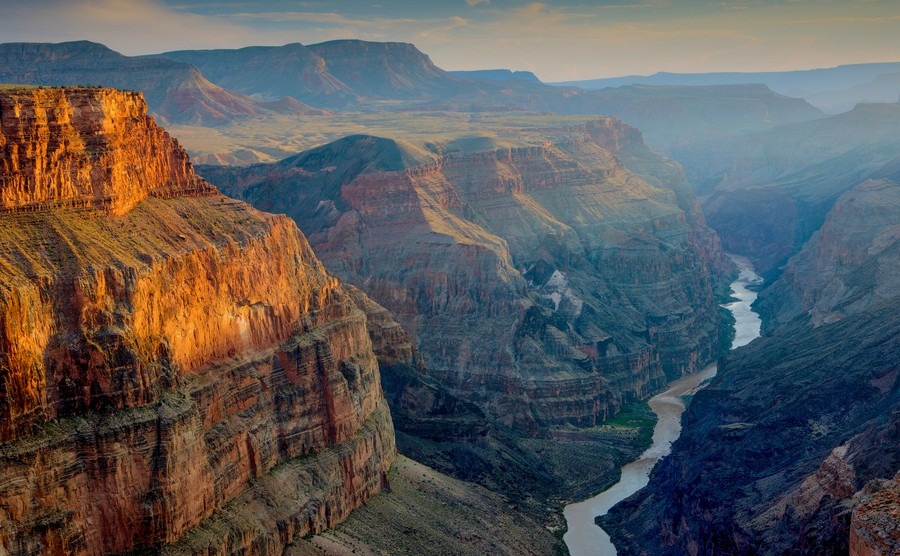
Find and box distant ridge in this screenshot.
[552,61,900,113]
[450,69,542,84]
[159,40,471,107]
[0,41,324,124]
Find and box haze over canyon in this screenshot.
[0,2,898,555]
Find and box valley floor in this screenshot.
[288,456,564,556]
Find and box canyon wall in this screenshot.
[604,297,899,555]
[754,176,900,331]
[0,87,213,214]
[202,118,728,434]
[700,102,900,277]
[603,169,900,555]
[0,87,395,555]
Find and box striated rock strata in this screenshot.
[603,298,900,555]
[0,87,395,555]
[0,87,213,214]
[603,175,900,554]
[201,118,728,433]
[755,176,900,331]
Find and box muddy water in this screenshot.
[563,254,762,556]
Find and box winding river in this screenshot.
[563,254,763,556]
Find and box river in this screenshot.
[562,254,762,556]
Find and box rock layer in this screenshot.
[0,87,395,555]
[603,298,900,555]
[202,119,727,433]
[0,87,212,214]
[755,177,900,331]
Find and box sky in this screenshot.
[1,0,899,82]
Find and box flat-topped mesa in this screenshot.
[0,87,213,214]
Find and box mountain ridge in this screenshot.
[0,41,323,125]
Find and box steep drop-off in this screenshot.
[202,118,728,434]
[701,102,900,275]
[755,176,900,331]
[603,166,900,555]
[0,87,395,555]
[604,298,900,555]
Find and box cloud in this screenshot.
[1,0,899,81]
[0,0,258,54]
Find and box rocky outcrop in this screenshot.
[202,118,728,434]
[850,471,900,556]
[755,177,900,331]
[0,87,395,555]
[603,297,900,555]
[0,87,213,214]
[0,41,323,125]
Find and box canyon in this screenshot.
[0,87,395,554]
[0,34,897,556]
[199,118,730,436]
[603,168,900,554]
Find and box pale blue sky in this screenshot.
[2,0,899,81]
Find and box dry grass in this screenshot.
[288,455,564,556]
[167,111,603,165]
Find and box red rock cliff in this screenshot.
[0,87,214,214]
[204,123,726,433]
[0,87,395,555]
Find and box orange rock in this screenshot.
[0,87,213,215]
[0,87,395,555]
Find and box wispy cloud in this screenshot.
[0,0,258,53]
[1,0,898,81]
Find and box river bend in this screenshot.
[563,254,762,556]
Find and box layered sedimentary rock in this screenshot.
[202,118,728,433]
[604,297,900,555]
[0,87,395,555]
[0,86,212,214]
[604,172,900,554]
[755,176,900,331]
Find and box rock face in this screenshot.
[0,87,395,554]
[603,166,900,554]
[850,471,900,556]
[0,87,212,214]
[755,177,900,331]
[0,41,322,125]
[603,298,900,555]
[201,118,728,434]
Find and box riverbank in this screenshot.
[563,254,763,556]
